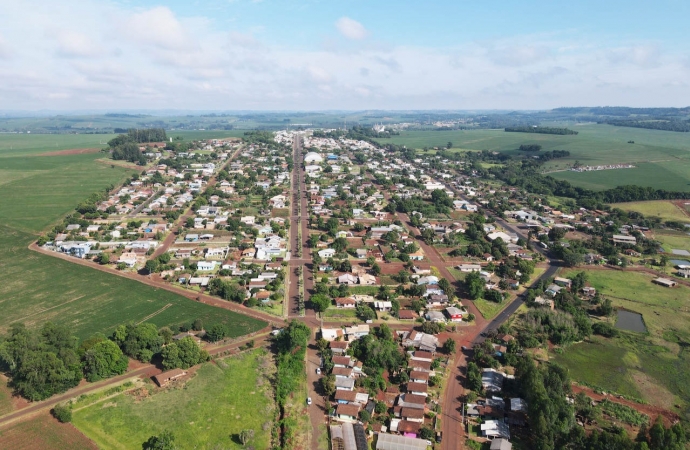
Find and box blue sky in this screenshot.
[0,0,688,110]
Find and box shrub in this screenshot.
[52,404,72,423]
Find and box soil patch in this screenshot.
[38,148,101,157]
[0,414,98,449]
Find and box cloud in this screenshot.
[335,17,368,40]
[0,33,11,59]
[485,44,552,67]
[606,44,661,68]
[122,6,197,51]
[53,30,101,58]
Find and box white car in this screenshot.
[316,368,321,375]
[307,397,312,405]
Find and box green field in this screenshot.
[610,201,690,223]
[73,350,275,450]
[376,125,690,191]
[472,298,506,320]
[654,230,690,252]
[0,134,265,339]
[553,269,690,412]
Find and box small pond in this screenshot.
[615,310,647,333]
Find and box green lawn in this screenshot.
[472,298,506,320]
[0,137,265,339]
[324,307,358,318]
[551,336,642,400]
[654,230,690,252]
[610,201,690,223]
[73,350,275,450]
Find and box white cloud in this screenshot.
[0,2,687,110]
[122,6,197,51]
[0,33,11,59]
[53,30,101,58]
[335,17,369,40]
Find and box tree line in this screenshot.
[601,119,690,133]
[506,126,578,135]
[106,128,167,164]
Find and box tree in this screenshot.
[438,277,453,297]
[465,271,484,300]
[419,426,434,440]
[52,404,72,423]
[443,338,456,354]
[145,259,160,274]
[142,431,177,450]
[99,253,110,264]
[371,262,381,276]
[359,409,371,422]
[311,294,332,313]
[83,339,129,382]
[191,319,204,332]
[239,429,255,446]
[598,298,614,316]
[321,374,336,396]
[356,303,376,321]
[161,336,209,370]
[206,324,227,342]
[563,251,584,267]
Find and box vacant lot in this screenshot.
[0,136,265,339]
[0,414,97,450]
[73,350,275,450]
[610,201,690,223]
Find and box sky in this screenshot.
[1,0,689,111]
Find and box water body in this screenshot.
[615,310,647,333]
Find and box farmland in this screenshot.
[377,124,690,191]
[72,350,275,450]
[0,134,265,339]
[552,269,690,412]
[610,200,690,223]
[0,415,98,450]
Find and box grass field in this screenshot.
[610,201,690,223]
[376,125,690,191]
[553,269,690,412]
[0,134,265,339]
[654,230,690,252]
[473,298,506,319]
[73,350,275,450]
[0,415,98,449]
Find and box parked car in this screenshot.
[307,397,312,405]
[316,368,321,375]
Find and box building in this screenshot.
[336,403,360,421]
[304,152,324,163]
[445,306,464,321]
[612,234,637,245]
[457,264,481,272]
[481,420,511,439]
[375,433,428,450]
[490,438,513,450]
[653,277,677,288]
[152,368,187,387]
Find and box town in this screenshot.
[10,124,685,450]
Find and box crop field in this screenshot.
[0,134,265,339]
[378,124,690,191]
[72,350,275,450]
[553,269,690,411]
[0,414,98,450]
[610,201,690,223]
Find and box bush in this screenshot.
[52,404,72,423]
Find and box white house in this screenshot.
[318,248,336,258]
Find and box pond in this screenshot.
[615,310,647,333]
